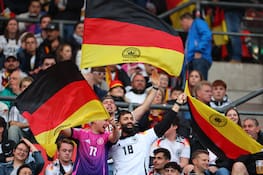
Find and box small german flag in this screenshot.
[81,0,184,77]
[15,61,110,157]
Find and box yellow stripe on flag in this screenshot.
[81,44,184,77]
[185,81,263,156]
[35,100,109,157]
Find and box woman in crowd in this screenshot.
[0,18,21,68]
[56,43,73,63]
[188,70,203,96]
[225,107,242,126]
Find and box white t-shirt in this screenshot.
[125,91,147,104]
[150,136,190,163]
[110,128,158,175]
[0,36,20,57]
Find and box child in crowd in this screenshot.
[61,117,119,175]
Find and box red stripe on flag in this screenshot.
[188,98,250,159]
[23,80,97,135]
[83,18,184,53]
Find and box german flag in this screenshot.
[185,81,263,159]
[81,0,184,77]
[15,61,110,157]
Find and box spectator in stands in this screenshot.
[166,86,183,105]
[31,54,56,79]
[232,117,263,175]
[0,55,20,92]
[188,70,203,96]
[104,69,160,121]
[0,69,27,108]
[56,43,73,63]
[0,138,44,175]
[108,80,126,102]
[8,76,36,144]
[194,81,213,106]
[82,70,108,100]
[16,164,33,175]
[16,0,42,34]
[35,14,52,46]
[90,66,109,91]
[225,107,241,126]
[45,138,74,175]
[38,23,62,60]
[149,148,171,175]
[125,72,148,104]
[121,63,147,79]
[163,162,182,175]
[17,33,41,75]
[137,88,166,131]
[180,12,212,80]
[0,116,16,163]
[158,71,171,102]
[105,64,131,89]
[242,117,263,144]
[48,0,84,38]
[144,63,158,88]
[110,93,187,175]
[183,149,210,175]
[210,79,231,108]
[61,117,119,174]
[67,21,83,64]
[219,0,245,63]
[150,117,190,168]
[190,81,212,154]
[102,95,119,121]
[0,18,21,68]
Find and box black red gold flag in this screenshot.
[185,81,263,160]
[81,0,184,76]
[16,61,109,157]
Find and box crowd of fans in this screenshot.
[0,0,262,175]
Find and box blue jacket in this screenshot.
[185,18,212,64]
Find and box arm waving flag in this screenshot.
[15,61,110,157]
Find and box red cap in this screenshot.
[109,80,124,90]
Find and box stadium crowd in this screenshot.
[0,0,262,175]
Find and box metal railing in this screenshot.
[2,88,262,116]
[158,0,263,38]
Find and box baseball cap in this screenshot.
[109,80,125,92]
[45,23,59,31]
[5,55,18,62]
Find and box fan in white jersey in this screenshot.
[150,116,190,168]
[110,93,187,175]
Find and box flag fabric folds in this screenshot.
[185,81,263,160]
[81,0,184,77]
[15,61,110,157]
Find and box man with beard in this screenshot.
[109,93,186,175]
[125,72,148,104]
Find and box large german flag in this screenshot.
[15,61,109,157]
[185,81,263,159]
[81,0,184,77]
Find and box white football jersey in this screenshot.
[150,136,190,163]
[110,128,157,175]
